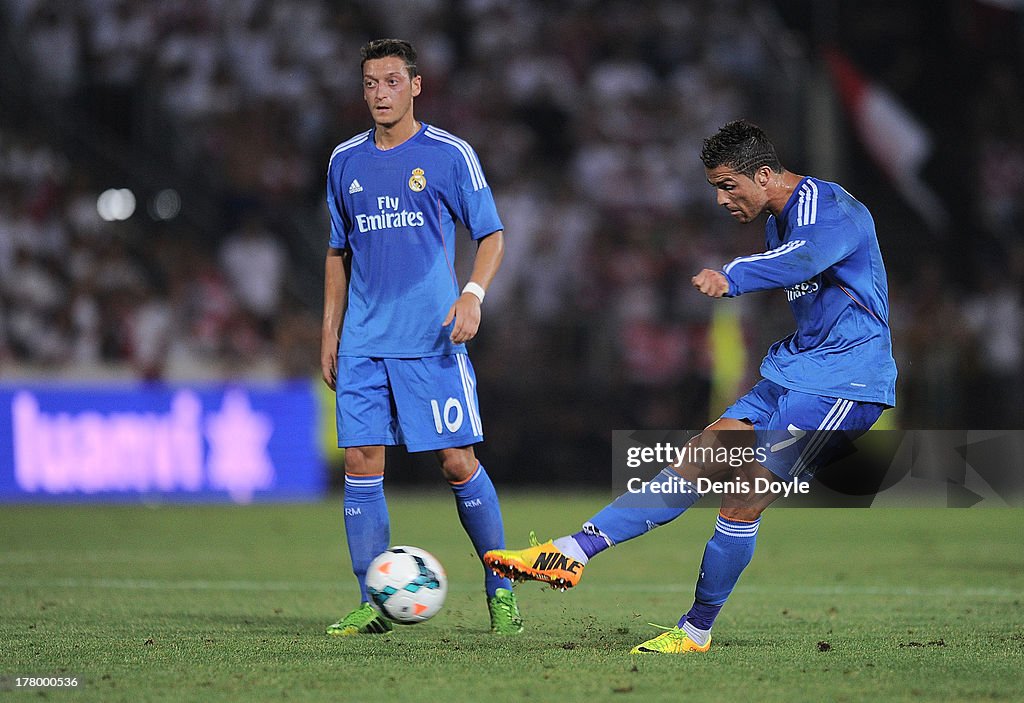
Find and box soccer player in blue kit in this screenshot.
[486,120,897,653]
[322,39,522,636]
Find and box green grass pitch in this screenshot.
[1,491,1022,702]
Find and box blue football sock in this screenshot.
[566,526,611,560]
[449,464,512,597]
[586,467,703,547]
[343,473,390,603]
[678,514,760,633]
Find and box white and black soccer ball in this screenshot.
[365,546,448,624]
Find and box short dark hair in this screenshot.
[360,38,418,78]
[700,120,782,177]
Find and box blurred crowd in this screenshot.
[0,0,1021,476]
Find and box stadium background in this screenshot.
[0,0,1021,492]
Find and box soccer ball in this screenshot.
[365,546,448,624]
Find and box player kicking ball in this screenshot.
[486,120,896,653]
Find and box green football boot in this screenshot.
[488,587,523,635]
[326,602,394,636]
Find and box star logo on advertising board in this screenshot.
[205,389,274,503]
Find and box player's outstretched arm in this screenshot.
[445,230,504,344]
[321,247,350,390]
[692,268,730,298]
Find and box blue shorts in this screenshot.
[722,379,884,482]
[336,354,484,452]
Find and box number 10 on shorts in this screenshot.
[430,398,465,434]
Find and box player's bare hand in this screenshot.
[320,333,339,390]
[443,293,482,344]
[692,269,730,298]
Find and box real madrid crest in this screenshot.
[408,167,426,192]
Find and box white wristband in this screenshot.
[462,281,486,303]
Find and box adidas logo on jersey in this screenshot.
[348,179,363,194]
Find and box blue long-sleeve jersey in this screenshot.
[722,177,897,406]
